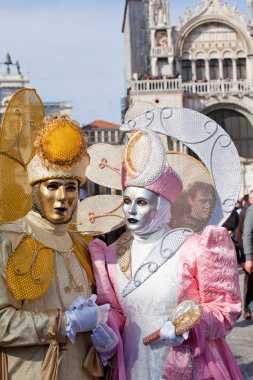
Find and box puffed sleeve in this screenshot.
[177,226,241,355]
[0,232,66,347]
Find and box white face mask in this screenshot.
[123,187,160,234]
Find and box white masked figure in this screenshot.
[0,89,118,380]
[87,108,243,380]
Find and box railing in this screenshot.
[129,79,253,95]
[183,80,253,94]
[151,46,171,57]
[130,78,182,92]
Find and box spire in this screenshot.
[4,53,12,74]
[247,0,253,25]
[166,0,170,26]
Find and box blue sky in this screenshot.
[0,0,248,124]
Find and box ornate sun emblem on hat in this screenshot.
[35,114,87,171]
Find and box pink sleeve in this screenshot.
[89,239,126,380]
[177,226,242,355]
[89,239,125,331]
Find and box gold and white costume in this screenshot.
[0,212,101,380]
[0,89,103,380]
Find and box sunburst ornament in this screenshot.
[35,114,86,171]
[27,113,89,185]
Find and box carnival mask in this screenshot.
[35,178,79,224]
[123,187,159,234]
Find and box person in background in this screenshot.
[240,192,253,319]
[182,182,214,231]
[235,200,242,215]
[222,207,240,265]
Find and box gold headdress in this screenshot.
[0,88,89,224]
[27,114,89,185]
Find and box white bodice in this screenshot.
[116,240,180,380]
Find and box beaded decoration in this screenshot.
[35,114,87,171]
[6,235,54,301]
[116,231,133,280]
[6,233,95,301]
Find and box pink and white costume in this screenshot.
[90,225,242,380]
[84,111,243,380]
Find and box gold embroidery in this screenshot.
[116,231,133,280]
[173,301,202,336]
[58,246,84,293]
[7,235,54,301]
[6,233,95,301]
[174,308,201,336]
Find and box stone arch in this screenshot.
[223,50,233,59]
[175,16,253,58]
[236,50,246,58]
[209,51,219,59]
[182,52,190,59]
[195,51,205,59]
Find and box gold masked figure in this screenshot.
[0,89,105,380]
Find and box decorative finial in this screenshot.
[4,53,12,74]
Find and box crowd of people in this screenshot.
[224,192,253,320]
[132,72,180,81]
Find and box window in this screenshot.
[104,131,109,143]
[209,59,219,80]
[89,131,96,144]
[182,60,192,82]
[196,59,205,81]
[237,58,246,80]
[97,131,102,142]
[111,131,115,143]
[223,58,232,79]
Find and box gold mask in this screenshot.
[39,178,79,224]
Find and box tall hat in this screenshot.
[122,130,182,204]
[0,88,89,224]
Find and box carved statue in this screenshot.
[151,0,167,25]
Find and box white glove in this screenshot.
[91,324,119,366]
[65,295,110,343]
[160,321,189,347]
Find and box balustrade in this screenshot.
[129,79,253,95]
[151,46,170,57]
[131,78,182,92]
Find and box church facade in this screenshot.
[122,0,253,194]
